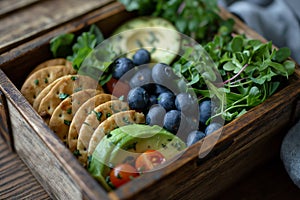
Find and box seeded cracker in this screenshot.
[37,75,102,124]
[29,58,72,75]
[21,64,76,105]
[49,89,103,145]
[77,100,129,166]
[68,94,118,153]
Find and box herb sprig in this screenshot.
[50,25,117,85]
[50,24,104,70]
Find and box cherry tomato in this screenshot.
[106,78,130,98]
[135,150,166,173]
[109,163,139,188]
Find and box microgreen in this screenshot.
[173,34,295,122]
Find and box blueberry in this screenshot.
[127,87,149,111]
[152,63,179,93]
[146,105,166,127]
[163,110,181,134]
[158,92,175,111]
[186,130,206,146]
[149,95,158,106]
[205,122,222,135]
[199,100,213,125]
[112,57,135,79]
[129,67,153,89]
[175,92,198,115]
[142,83,156,95]
[154,84,172,95]
[133,48,151,66]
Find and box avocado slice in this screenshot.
[88,129,128,191]
[112,16,181,65]
[109,124,186,165]
[89,124,186,190]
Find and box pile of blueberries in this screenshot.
[109,48,223,146]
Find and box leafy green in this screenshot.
[67,25,104,70]
[173,34,296,122]
[49,24,115,85]
[50,24,104,70]
[118,0,157,15]
[50,33,74,58]
[118,0,234,44]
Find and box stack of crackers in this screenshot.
[21,58,145,167]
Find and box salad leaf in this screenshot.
[50,24,104,71]
[50,33,74,58]
[67,25,104,70]
[273,47,291,63]
[174,34,295,122]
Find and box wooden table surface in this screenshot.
[0,136,50,199]
[1,134,300,200]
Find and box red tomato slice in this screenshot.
[106,78,130,98]
[135,150,166,173]
[109,163,139,188]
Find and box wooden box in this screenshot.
[1,2,300,200]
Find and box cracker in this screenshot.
[29,58,73,75]
[77,100,129,165]
[87,110,145,165]
[37,75,102,124]
[68,94,118,153]
[49,89,102,145]
[21,65,77,105]
[32,78,61,111]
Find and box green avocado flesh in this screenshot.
[112,16,181,65]
[88,124,186,190]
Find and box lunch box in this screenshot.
[1,1,300,199]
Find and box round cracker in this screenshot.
[32,78,61,111]
[29,58,73,75]
[21,65,77,105]
[49,89,103,145]
[38,75,102,124]
[68,94,118,153]
[77,100,129,165]
[87,110,145,166]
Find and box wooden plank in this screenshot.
[219,158,300,199]
[0,90,13,151]
[109,80,300,200]
[0,69,109,200]
[0,0,113,54]
[0,136,50,199]
[0,0,40,16]
[0,2,131,89]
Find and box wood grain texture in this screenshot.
[0,3,300,200]
[109,80,300,200]
[0,0,40,16]
[0,136,50,199]
[0,0,113,54]
[0,69,109,200]
[0,2,132,89]
[0,90,13,151]
[220,158,300,199]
